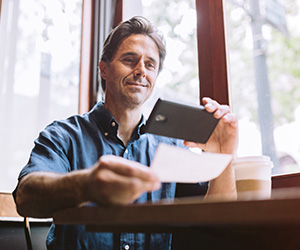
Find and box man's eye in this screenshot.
[146,63,155,69]
[123,58,134,63]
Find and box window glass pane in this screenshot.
[140,0,199,115]
[225,0,300,175]
[0,0,82,192]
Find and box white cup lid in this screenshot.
[232,155,270,164]
[232,156,273,180]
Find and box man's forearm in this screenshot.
[15,170,89,218]
[205,164,237,200]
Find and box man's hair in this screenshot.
[100,16,166,91]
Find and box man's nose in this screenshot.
[133,60,146,78]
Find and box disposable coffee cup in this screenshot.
[232,156,273,200]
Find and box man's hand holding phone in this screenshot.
[184,97,238,155]
[142,98,220,144]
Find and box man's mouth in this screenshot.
[126,81,148,87]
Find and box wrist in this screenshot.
[65,169,91,205]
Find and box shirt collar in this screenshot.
[90,102,146,138]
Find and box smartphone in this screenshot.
[141,98,219,143]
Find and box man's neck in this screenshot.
[104,101,142,146]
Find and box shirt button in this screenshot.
[104,132,108,136]
[124,245,130,250]
[125,149,128,154]
[111,121,116,127]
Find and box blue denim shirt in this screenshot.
[15,102,208,250]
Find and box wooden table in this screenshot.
[53,188,300,249]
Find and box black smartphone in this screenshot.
[141,98,219,143]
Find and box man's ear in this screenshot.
[99,60,108,80]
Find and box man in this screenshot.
[14,16,238,249]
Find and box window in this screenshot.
[134,0,199,116]
[224,0,300,175]
[0,0,82,192]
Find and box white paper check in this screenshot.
[151,143,233,183]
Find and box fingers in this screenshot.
[202,97,231,119]
[222,112,238,128]
[203,96,238,132]
[98,155,160,183]
[184,141,204,149]
[94,168,160,204]
[184,97,239,154]
[88,155,161,205]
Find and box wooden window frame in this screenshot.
[78,0,123,114]
[78,0,97,114]
[0,0,2,19]
[195,0,230,106]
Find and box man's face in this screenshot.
[100,34,160,109]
